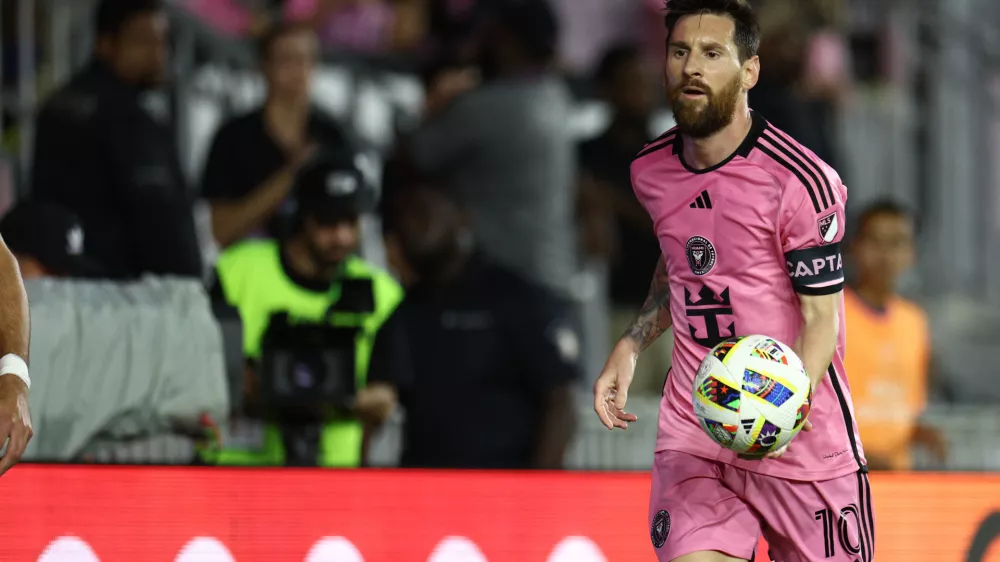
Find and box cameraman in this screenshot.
[206,152,403,467]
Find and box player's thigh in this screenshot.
[649,451,760,562]
[749,469,876,562]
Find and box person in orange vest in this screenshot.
[844,200,947,470]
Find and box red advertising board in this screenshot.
[1,465,999,562]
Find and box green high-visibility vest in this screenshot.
[204,239,402,467]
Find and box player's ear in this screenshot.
[742,55,760,90]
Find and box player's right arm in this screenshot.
[622,255,673,352]
[593,256,671,430]
[0,235,32,475]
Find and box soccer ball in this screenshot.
[692,335,812,457]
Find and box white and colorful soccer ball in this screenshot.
[692,334,812,457]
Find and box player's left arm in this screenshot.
[0,235,32,475]
[797,293,840,391]
[779,172,847,391]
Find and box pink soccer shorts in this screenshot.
[648,451,875,561]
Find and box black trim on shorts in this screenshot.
[828,364,865,471]
[854,470,876,562]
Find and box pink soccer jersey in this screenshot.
[631,111,865,482]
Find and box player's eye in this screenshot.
[672,48,688,58]
[706,51,721,59]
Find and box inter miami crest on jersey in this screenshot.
[651,510,670,548]
[686,236,717,276]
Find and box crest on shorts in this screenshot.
[818,212,839,244]
[651,510,670,548]
[685,236,717,276]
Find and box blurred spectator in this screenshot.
[748,21,838,167]
[548,0,646,75]
[844,200,947,470]
[183,0,273,38]
[207,153,402,467]
[200,23,352,247]
[578,44,668,395]
[284,0,426,54]
[0,201,102,279]
[31,0,203,279]
[424,0,488,60]
[393,0,579,298]
[372,185,578,469]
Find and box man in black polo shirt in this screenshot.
[371,185,579,469]
[31,0,202,279]
[200,22,353,247]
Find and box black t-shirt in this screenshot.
[32,62,202,279]
[579,130,661,307]
[368,256,580,469]
[200,107,353,238]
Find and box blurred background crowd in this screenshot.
[0,0,999,473]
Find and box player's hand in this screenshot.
[0,375,32,476]
[353,382,398,426]
[765,418,813,459]
[593,343,640,430]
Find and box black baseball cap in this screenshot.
[0,201,103,277]
[293,151,374,225]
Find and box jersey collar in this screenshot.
[675,110,767,174]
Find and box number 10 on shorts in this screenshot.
[814,504,864,558]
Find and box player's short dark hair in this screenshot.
[851,199,918,241]
[663,0,760,63]
[95,0,163,37]
[595,44,641,88]
[257,21,315,62]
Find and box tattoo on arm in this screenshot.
[622,257,671,353]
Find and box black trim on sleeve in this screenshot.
[634,134,676,160]
[757,142,822,214]
[795,282,844,296]
[766,125,837,207]
[761,130,830,210]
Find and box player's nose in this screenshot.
[682,59,705,79]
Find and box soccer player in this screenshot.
[592,1,873,561]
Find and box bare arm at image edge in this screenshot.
[0,236,33,475]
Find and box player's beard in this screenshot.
[669,73,743,139]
